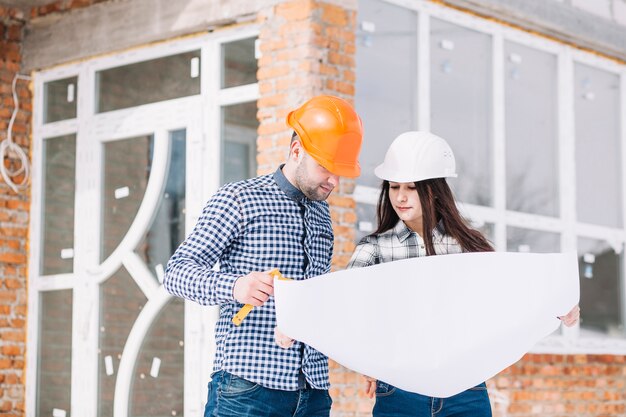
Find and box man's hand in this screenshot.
[363,375,376,399]
[274,327,295,349]
[559,304,580,327]
[233,271,274,306]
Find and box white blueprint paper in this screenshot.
[274,252,579,398]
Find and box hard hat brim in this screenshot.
[374,163,457,183]
[312,153,361,178]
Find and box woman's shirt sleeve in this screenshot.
[347,236,380,269]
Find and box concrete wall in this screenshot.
[441,0,626,61]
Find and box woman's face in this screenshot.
[388,182,423,229]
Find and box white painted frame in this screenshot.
[27,25,260,417]
[356,0,626,353]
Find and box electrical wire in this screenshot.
[0,73,31,193]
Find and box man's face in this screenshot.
[294,151,339,201]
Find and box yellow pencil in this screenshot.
[232,269,286,326]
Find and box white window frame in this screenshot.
[27,25,259,417]
[357,0,626,353]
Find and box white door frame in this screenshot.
[27,25,259,417]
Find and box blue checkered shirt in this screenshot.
[348,221,461,268]
[164,166,333,390]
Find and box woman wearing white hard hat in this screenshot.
[347,131,580,417]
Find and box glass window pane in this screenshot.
[221,38,258,88]
[101,135,153,262]
[222,102,258,184]
[578,238,624,335]
[44,77,77,123]
[355,0,418,188]
[42,134,76,275]
[137,130,186,276]
[506,227,560,253]
[37,290,72,417]
[98,268,147,417]
[505,42,558,217]
[96,51,201,113]
[130,298,184,417]
[431,18,492,206]
[575,64,622,227]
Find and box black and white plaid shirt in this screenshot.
[348,221,461,268]
[164,166,333,391]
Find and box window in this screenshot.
[505,42,558,217]
[574,63,622,228]
[221,37,258,88]
[355,0,418,190]
[356,0,626,348]
[578,238,623,335]
[41,134,76,275]
[221,102,258,184]
[96,50,201,113]
[37,290,72,417]
[43,77,77,123]
[430,18,492,206]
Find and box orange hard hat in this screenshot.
[287,95,363,177]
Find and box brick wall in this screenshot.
[255,2,367,414]
[0,5,29,417]
[256,0,358,269]
[490,354,626,417]
[323,354,626,417]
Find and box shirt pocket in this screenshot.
[307,230,333,273]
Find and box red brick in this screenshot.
[276,0,314,21]
[321,4,348,26]
[0,253,25,264]
[0,227,26,237]
[6,25,21,42]
[1,330,25,342]
[9,318,24,328]
[3,278,21,289]
[4,373,18,384]
[257,65,291,80]
[0,290,16,303]
[1,345,21,356]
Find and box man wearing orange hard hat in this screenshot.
[164,95,363,416]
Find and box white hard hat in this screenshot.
[374,131,458,183]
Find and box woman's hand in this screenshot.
[558,305,580,327]
[363,375,377,399]
[274,327,295,349]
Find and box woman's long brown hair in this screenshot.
[374,178,493,255]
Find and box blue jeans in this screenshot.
[373,381,492,417]
[204,371,332,417]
